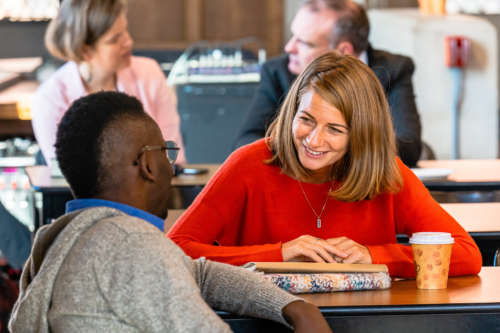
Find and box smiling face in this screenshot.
[284,6,337,75]
[84,11,133,76]
[292,89,349,181]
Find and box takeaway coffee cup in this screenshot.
[409,232,454,289]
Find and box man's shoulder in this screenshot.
[95,213,161,236]
[263,54,290,71]
[369,47,414,71]
[90,213,183,257]
[62,207,161,240]
[259,54,295,93]
[65,207,179,252]
[368,47,415,88]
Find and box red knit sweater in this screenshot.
[168,140,482,277]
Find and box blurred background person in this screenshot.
[235,0,422,166]
[31,0,185,165]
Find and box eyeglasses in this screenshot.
[135,140,180,165]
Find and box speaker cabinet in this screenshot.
[177,82,257,163]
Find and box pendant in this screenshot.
[317,218,321,228]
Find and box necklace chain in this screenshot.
[297,180,332,228]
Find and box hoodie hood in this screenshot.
[8,207,123,333]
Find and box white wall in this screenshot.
[369,9,499,159]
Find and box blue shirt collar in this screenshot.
[65,198,165,231]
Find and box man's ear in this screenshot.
[137,152,156,182]
[335,41,355,56]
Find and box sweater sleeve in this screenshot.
[167,147,283,265]
[96,232,297,331]
[96,232,232,333]
[192,257,300,327]
[366,160,482,278]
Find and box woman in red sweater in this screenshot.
[168,52,481,278]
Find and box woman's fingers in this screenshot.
[282,235,348,262]
[282,238,329,262]
[325,236,348,246]
[315,239,348,260]
[304,242,336,262]
[333,255,344,263]
[326,236,372,264]
[299,247,328,263]
[342,250,362,264]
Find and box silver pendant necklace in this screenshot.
[297,180,333,228]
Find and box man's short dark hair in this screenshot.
[55,91,147,198]
[304,0,370,54]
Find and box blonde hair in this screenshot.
[45,0,125,62]
[266,51,402,201]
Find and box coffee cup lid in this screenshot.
[409,232,454,245]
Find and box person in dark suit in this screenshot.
[235,0,422,166]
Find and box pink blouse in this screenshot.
[31,56,186,164]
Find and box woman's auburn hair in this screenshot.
[45,0,125,62]
[265,51,402,202]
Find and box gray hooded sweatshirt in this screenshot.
[9,207,299,332]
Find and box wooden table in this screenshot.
[442,203,500,238]
[163,208,500,331]
[220,267,500,332]
[442,203,500,266]
[417,159,500,192]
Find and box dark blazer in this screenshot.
[235,47,422,167]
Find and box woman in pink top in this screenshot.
[32,0,185,164]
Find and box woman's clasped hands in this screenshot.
[281,235,372,264]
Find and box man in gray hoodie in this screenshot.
[9,92,332,332]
